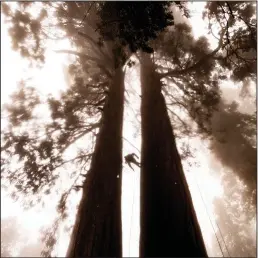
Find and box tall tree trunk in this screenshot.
[139,52,207,257]
[66,67,124,257]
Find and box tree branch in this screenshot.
[79,3,94,26]
[54,50,112,77]
[60,122,99,154]
[77,31,114,66]
[55,153,93,172]
[166,106,190,134]
[160,26,228,79]
[54,49,100,63]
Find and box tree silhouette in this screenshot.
[206,99,256,257]
[2,2,126,256]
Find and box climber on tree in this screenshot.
[124,153,140,171]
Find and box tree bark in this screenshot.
[139,52,207,257]
[66,67,124,257]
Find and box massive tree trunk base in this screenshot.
[66,68,124,257]
[140,52,207,257]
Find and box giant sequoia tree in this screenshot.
[139,53,208,257]
[142,3,256,255]
[1,2,127,256]
[151,3,256,256]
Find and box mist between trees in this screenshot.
[1,2,256,257]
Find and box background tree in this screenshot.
[191,7,256,255]
[210,101,256,199]
[1,217,22,257]
[207,98,256,257]
[1,216,45,257]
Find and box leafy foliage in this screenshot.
[1,72,103,200]
[210,100,256,200]
[1,66,105,255]
[212,189,256,257]
[40,217,60,257]
[2,2,47,62]
[203,2,256,81]
[154,1,256,135]
[1,1,124,202]
[156,23,221,134]
[1,65,105,194]
[97,2,175,53]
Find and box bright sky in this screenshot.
[1,3,256,257]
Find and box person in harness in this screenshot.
[124,153,141,171]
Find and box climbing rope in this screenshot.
[192,173,231,257]
[122,136,141,154]
[128,169,137,257]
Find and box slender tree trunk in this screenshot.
[66,67,124,257]
[139,52,207,257]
